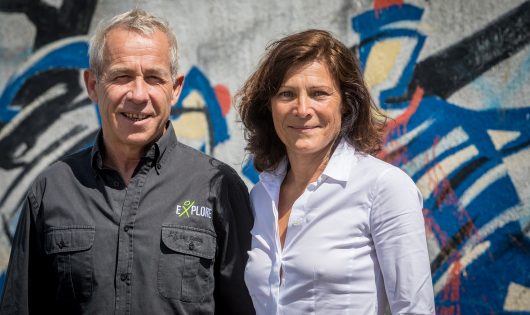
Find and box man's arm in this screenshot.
[0,190,48,315]
[213,165,255,315]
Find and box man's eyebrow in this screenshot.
[144,67,171,76]
[106,67,133,76]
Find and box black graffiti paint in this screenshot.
[430,218,476,273]
[0,0,97,49]
[0,0,99,243]
[387,0,530,103]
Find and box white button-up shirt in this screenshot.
[244,139,435,315]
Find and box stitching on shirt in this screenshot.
[368,166,396,227]
[44,226,95,232]
[28,189,40,212]
[161,224,216,237]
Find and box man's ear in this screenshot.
[171,75,185,105]
[84,70,99,103]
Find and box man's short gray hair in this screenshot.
[88,9,179,82]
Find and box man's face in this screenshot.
[84,27,183,152]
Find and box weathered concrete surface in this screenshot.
[0,0,529,313]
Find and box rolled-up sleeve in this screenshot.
[370,167,435,315]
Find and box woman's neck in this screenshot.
[284,145,335,189]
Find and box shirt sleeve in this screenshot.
[213,166,256,315]
[0,189,49,315]
[370,167,435,315]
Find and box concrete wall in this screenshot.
[0,0,529,313]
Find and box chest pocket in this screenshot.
[44,226,95,301]
[158,225,216,302]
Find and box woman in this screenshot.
[237,30,435,314]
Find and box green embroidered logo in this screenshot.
[176,200,212,219]
[179,200,194,217]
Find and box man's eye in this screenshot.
[113,75,131,82]
[146,76,164,84]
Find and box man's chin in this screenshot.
[125,131,165,147]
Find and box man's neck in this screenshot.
[102,141,146,185]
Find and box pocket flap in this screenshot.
[161,225,216,259]
[45,226,95,254]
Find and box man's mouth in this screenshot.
[122,112,149,121]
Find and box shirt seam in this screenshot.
[368,166,396,228]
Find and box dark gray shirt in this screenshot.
[0,123,255,315]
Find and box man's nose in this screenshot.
[128,77,149,103]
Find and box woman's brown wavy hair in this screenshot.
[236,29,386,172]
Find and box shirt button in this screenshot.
[156,163,162,170]
[58,240,66,249]
[120,273,128,281]
[124,225,130,232]
[188,242,195,250]
[112,181,120,188]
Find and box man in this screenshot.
[0,9,255,315]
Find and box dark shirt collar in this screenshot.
[91,121,177,172]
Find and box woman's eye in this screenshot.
[278,91,294,98]
[313,90,328,97]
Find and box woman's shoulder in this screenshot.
[249,180,269,200]
[356,153,417,190]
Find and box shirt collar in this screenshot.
[90,120,177,172]
[320,138,357,183]
[258,158,288,202]
[258,137,357,192]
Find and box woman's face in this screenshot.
[271,60,342,160]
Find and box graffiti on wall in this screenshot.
[0,0,529,313]
[355,0,530,313]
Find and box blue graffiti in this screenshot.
[171,66,229,148]
[0,38,89,122]
[353,3,530,313]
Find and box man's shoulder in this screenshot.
[37,147,93,182]
[27,147,93,202]
[172,142,240,178]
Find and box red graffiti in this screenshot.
[374,0,404,17]
[214,84,231,117]
[439,256,462,315]
[379,86,424,163]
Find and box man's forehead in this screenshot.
[103,26,169,52]
[100,28,172,72]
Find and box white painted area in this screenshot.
[433,241,490,295]
[502,147,530,237]
[504,282,530,311]
[384,119,433,155]
[415,145,478,199]
[402,126,469,177]
[487,129,521,151]
[458,163,507,210]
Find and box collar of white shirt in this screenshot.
[259,138,359,190]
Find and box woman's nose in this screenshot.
[293,95,310,117]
